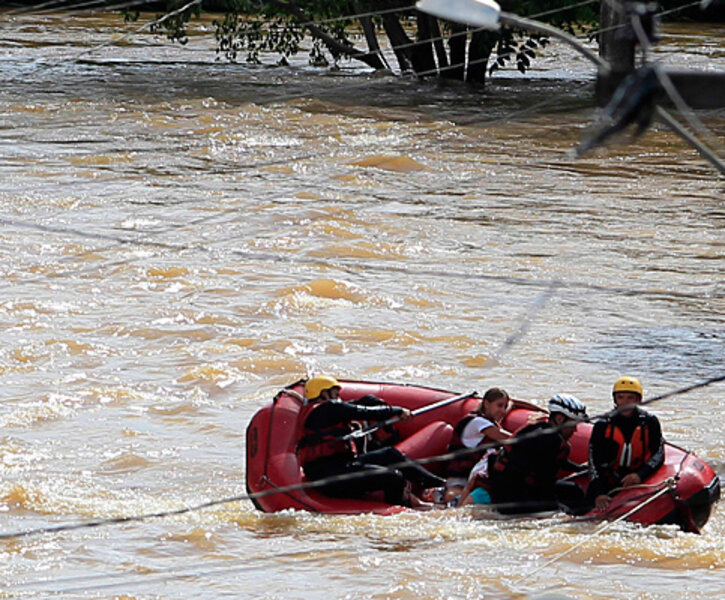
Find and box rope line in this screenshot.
[7,0,715,179]
[0,373,722,542]
[1,0,601,88]
[487,280,560,366]
[512,479,676,584]
[1,0,204,82]
[6,546,362,594]
[6,0,718,177]
[2,0,711,103]
[5,0,695,63]
[5,0,154,17]
[2,215,721,305]
[2,214,722,306]
[586,0,703,39]
[625,10,725,172]
[3,0,701,73]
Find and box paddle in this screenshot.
[339,390,479,442]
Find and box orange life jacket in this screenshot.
[296,402,356,466]
[605,422,651,473]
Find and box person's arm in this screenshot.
[458,475,479,506]
[306,400,404,429]
[562,456,586,473]
[588,421,610,503]
[480,425,511,443]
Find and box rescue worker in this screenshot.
[588,376,664,511]
[297,375,444,507]
[487,394,589,514]
[351,394,401,453]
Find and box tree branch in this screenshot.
[268,0,385,69]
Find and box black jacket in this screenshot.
[588,406,664,498]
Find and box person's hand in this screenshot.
[621,473,642,487]
[399,408,413,421]
[595,494,610,511]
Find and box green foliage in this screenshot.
[489,30,551,76]
[121,8,140,23]
[211,1,357,65]
[487,1,599,75]
[145,0,203,45]
[123,1,601,76]
[214,12,304,63]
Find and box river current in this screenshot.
[1,8,724,599]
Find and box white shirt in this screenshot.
[460,415,495,448]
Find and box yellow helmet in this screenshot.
[612,376,643,398]
[305,375,340,401]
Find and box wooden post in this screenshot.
[596,0,635,105]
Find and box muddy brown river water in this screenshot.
[1,8,724,599]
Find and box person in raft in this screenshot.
[587,376,664,511]
[296,375,445,508]
[485,394,589,514]
[441,387,512,506]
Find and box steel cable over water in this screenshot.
[5,0,719,173]
[5,0,155,17]
[6,546,374,594]
[4,0,698,68]
[1,3,720,596]
[0,372,722,542]
[3,0,714,126]
[3,0,703,81]
[1,215,721,307]
[511,480,678,585]
[2,279,559,538]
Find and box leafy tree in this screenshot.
[131,0,599,86]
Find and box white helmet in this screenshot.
[548,394,588,421]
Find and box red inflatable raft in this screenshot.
[246,379,720,532]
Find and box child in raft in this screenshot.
[425,387,512,506]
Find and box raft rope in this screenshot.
[512,478,677,585]
[669,450,701,534]
[512,450,692,583]
[0,373,722,542]
[259,475,320,513]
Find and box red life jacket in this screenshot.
[605,422,651,473]
[296,402,356,465]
